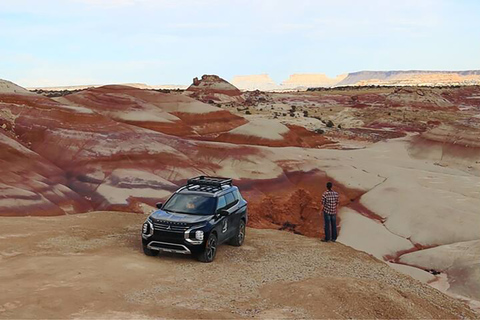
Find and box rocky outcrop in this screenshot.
[185,74,243,104]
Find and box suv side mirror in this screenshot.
[156,202,163,209]
[218,209,229,217]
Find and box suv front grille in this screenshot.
[152,220,189,233]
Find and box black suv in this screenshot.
[141,176,248,262]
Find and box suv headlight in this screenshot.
[195,230,204,241]
[142,220,154,237]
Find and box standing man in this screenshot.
[321,181,339,242]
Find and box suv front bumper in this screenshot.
[142,221,207,255]
[142,237,206,255]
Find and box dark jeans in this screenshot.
[323,213,337,241]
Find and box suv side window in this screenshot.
[225,192,235,205]
[216,196,226,211]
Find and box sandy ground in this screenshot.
[0,211,476,319]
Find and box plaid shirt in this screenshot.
[322,190,339,215]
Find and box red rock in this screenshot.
[0,129,91,216]
[61,85,246,137]
[241,169,364,237]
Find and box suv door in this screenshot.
[224,191,242,240]
[215,195,229,243]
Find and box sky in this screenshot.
[1,0,479,87]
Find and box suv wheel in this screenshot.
[143,244,159,256]
[198,233,217,263]
[229,220,245,246]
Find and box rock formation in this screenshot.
[185,74,243,104]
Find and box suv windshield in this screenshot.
[163,193,216,215]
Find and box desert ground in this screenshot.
[0,211,476,319]
[1,75,480,317]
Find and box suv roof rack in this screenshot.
[187,176,232,188]
[184,176,233,194]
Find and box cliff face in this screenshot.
[337,70,480,86]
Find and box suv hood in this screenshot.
[150,210,212,224]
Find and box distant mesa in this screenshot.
[232,70,480,91]
[337,70,480,86]
[231,73,347,91]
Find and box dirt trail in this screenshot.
[0,211,476,319]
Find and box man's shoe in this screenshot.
[332,239,336,242]
[321,239,330,242]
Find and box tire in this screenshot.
[197,233,218,263]
[229,220,246,246]
[143,244,159,256]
